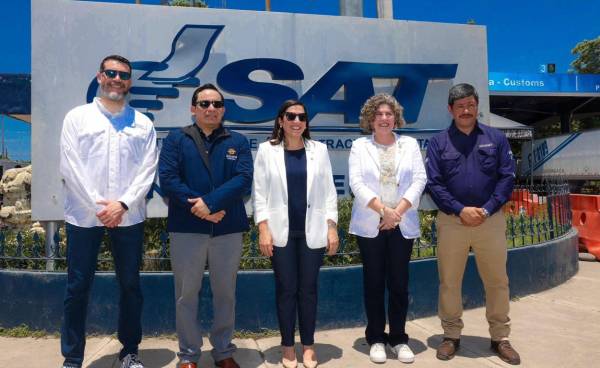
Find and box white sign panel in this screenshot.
[32,0,489,220]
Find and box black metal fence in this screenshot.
[0,182,572,271]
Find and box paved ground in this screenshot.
[2,260,599,368]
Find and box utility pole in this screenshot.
[265,0,271,11]
[340,0,363,17]
[376,0,393,19]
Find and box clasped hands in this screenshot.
[188,197,226,223]
[96,199,125,228]
[459,206,487,227]
[379,206,402,230]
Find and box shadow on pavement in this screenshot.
[261,343,343,365]
[352,336,427,357]
[426,334,497,359]
[87,348,175,368]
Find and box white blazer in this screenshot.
[348,134,426,239]
[253,139,338,248]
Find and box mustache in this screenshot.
[107,81,126,88]
[459,114,473,118]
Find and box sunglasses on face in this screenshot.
[284,112,307,122]
[196,100,225,109]
[102,69,132,81]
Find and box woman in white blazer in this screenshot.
[348,94,426,364]
[253,100,339,368]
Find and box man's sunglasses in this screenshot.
[102,69,132,81]
[284,112,307,122]
[196,100,225,109]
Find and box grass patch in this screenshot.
[0,324,56,338]
[233,329,280,339]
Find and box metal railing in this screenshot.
[0,182,572,271]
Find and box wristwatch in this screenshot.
[379,206,385,217]
[481,208,490,218]
[119,201,129,211]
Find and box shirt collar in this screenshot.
[449,120,483,137]
[95,97,135,131]
[197,124,225,141]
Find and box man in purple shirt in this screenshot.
[426,83,520,365]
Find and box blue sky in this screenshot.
[2,0,599,74]
[1,0,598,162]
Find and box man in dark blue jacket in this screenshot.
[158,83,252,368]
[426,83,520,365]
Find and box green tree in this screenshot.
[169,0,208,7]
[570,36,600,74]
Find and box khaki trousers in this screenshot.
[436,211,511,340]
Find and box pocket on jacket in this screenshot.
[268,207,288,245]
[477,147,497,173]
[306,208,328,248]
[441,151,461,177]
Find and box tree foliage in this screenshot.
[570,36,600,74]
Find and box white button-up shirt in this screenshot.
[59,98,158,227]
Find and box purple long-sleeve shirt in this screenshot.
[425,121,515,216]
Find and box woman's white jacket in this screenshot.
[348,134,426,239]
[252,139,338,248]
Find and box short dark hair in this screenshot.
[269,100,311,145]
[448,83,479,106]
[191,83,225,106]
[99,55,132,73]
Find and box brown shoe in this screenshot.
[436,338,460,360]
[215,357,240,368]
[179,363,197,368]
[491,340,521,365]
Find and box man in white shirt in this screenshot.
[59,55,158,368]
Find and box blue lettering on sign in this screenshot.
[333,174,346,195]
[86,24,458,125]
[528,140,548,168]
[220,61,457,124]
[217,58,304,122]
[300,62,457,124]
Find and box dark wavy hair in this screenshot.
[269,100,311,145]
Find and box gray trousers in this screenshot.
[170,232,243,363]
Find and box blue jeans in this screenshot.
[271,231,325,346]
[61,222,144,367]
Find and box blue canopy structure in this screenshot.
[0,74,31,123]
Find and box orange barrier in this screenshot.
[503,189,545,217]
[571,194,600,260]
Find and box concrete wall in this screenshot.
[0,229,579,333]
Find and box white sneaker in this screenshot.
[369,343,387,363]
[392,343,415,363]
[120,354,145,368]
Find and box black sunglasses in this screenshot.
[102,69,132,81]
[284,112,307,122]
[196,100,225,109]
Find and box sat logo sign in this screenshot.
[86,24,458,127]
[32,1,489,220]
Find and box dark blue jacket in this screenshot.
[425,121,515,216]
[158,124,253,235]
